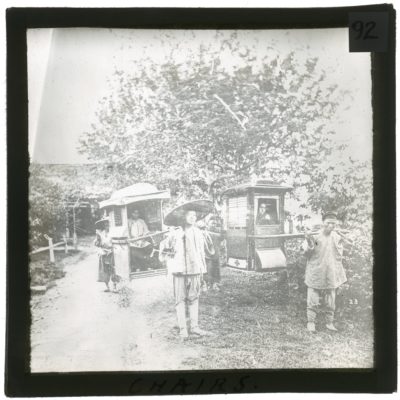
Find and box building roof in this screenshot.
[222,180,293,197]
[99,183,170,209]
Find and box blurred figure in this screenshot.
[204,214,222,291]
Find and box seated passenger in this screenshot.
[256,203,278,225]
[128,209,152,270]
[128,209,150,247]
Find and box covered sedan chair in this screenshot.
[221,179,298,272]
[99,183,170,279]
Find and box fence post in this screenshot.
[44,234,55,263]
[63,235,68,254]
[73,232,78,251]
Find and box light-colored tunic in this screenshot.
[128,218,150,248]
[128,218,149,237]
[160,226,214,275]
[304,230,347,289]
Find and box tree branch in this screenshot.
[214,94,247,130]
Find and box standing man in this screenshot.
[160,201,215,339]
[303,211,347,332]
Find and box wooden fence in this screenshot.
[29,234,78,262]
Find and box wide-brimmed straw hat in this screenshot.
[164,199,215,226]
[322,211,338,221]
[95,217,110,227]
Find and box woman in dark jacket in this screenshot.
[94,218,120,292]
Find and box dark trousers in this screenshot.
[130,245,152,270]
[205,258,221,285]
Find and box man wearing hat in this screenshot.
[160,200,215,339]
[303,211,347,332]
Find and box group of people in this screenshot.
[94,202,222,339]
[94,202,349,339]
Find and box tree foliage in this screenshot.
[29,164,66,248]
[29,164,113,247]
[79,32,347,200]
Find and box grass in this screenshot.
[188,266,373,369]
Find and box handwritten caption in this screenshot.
[128,375,256,395]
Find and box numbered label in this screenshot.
[349,12,388,52]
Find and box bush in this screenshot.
[29,164,66,249]
[337,226,373,327]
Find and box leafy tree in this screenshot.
[306,157,372,224]
[79,32,348,200]
[29,164,66,248]
[29,164,114,247]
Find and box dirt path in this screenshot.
[30,244,199,372]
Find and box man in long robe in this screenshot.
[303,212,347,332]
